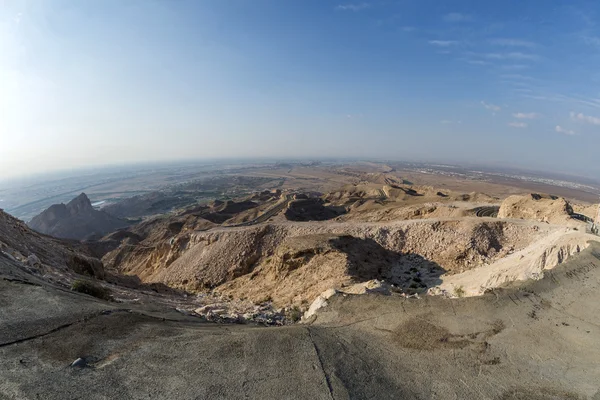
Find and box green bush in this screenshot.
[71,280,112,301]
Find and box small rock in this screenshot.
[242,312,255,321]
[2,251,16,262]
[27,254,41,267]
[194,305,212,314]
[303,289,338,320]
[71,358,86,368]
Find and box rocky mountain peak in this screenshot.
[66,193,94,216]
[28,193,129,240]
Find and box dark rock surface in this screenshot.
[285,198,345,221]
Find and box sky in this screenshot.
[2,0,600,180]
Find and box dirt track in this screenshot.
[2,241,600,399]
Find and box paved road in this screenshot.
[2,243,600,399]
[572,213,594,223]
[471,206,500,217]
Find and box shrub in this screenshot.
[453,286,466,298]
[71,280,112,301]
[287,306,303,323]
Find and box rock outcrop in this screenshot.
[28,193,129,240]
[105,219,547,307]
[0,208,105,279]
[498,194,574,225]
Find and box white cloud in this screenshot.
[481,101,501,112]
[555,125,575,135]
[508,122,527,128]
[443,13,472,22]
[336,3,370,11]
[490,38,536,47]
[570,111,600,125]
[428,40,459,46]
[440,120,462,124]
[484,52,539,61]
[513,112,540,119]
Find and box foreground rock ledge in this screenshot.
[2,242,600,399]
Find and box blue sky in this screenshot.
[1,0,600,179]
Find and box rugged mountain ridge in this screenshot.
[28,193,129,240]
[0,208,105,279]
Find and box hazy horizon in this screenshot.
[3,0,600,180]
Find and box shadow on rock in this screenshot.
[329,236,445,292]
[285,198,347,221]
[104,273,185,295]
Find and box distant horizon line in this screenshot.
[0,156,597,187]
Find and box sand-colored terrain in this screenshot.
[2,165,600,398]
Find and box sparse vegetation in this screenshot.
[453,286,466,298]
[71,279,112,301]
[257,295,273,304]
[287,306,303,323]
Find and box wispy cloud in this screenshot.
[401,26,416,32]
[522,93,600,110]
[556,125,576,135]
[513,112,540,119]
[570,111,600,125]
[481,101,501,112]
[443,13,472,22]
[428,40,459,46]
[467,60,489,66]
[508,122,527,128]
[582,36,600,47]
[500,80,533,88]
[336,3,370,11]
[501,64,530,70]
[490,38,536,47]
[484,52,539,61]
[440,120,462,124]
[500,74,534,80]
[346,113,364,119]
